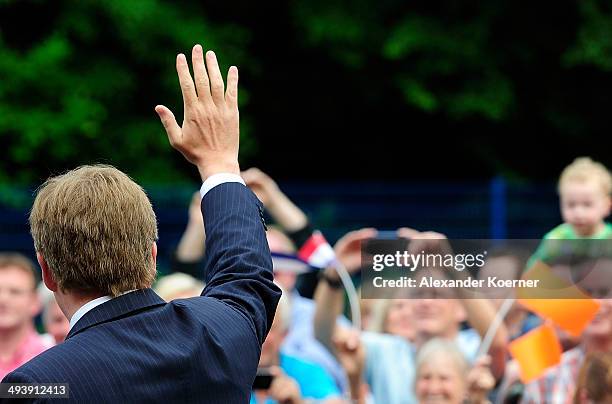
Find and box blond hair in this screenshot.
[154,272,204,301]
[30,165,158,297]
[416,338,468,380]
[558,157,611,196]
[0,253,38,290]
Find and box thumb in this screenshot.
[155,105,181,147]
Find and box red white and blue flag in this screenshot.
[297,231,336,269]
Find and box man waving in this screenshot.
[1,44,280,403]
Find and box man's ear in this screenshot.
[152,242,158,266]
[37,252,58,292]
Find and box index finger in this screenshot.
[176,53,197,108]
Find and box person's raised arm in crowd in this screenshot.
[313,229,376,402]
[313,228,377,354]
[172,168,309,278]
[332,326,368,404]
[170,191,207,278]
[242,168,308,233]
[176,192,206,262]
[242,168,326,298]
[243,167,354,393]
[155,45,281,345]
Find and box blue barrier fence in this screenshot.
[0,179,560,273]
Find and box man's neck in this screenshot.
[0,323,33,362]
[57,291,107,323]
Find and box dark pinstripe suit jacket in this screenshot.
[1,183,281,403]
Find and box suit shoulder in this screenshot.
[172,296,256,333]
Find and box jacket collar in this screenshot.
[65,288,166,340]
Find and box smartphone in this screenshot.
[363,231,408,256]
[252,368,274,390]
[376,230,401,239]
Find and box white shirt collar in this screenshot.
[68,289,138,331]
[69,295,112,330]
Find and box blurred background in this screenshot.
[1,0,611,270]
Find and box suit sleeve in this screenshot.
[200,182,281,345]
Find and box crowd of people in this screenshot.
[1,154,611,402]
[168,157,612,404]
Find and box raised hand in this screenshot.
[242,167,308,232]
[155,44,240,180]
[332,327,367,402]
[466,355,495,403]
[334,228,378,274]
[332,327,365,380]
[397,227,451,256]
[266,367,303,404]
[241,168,280,206]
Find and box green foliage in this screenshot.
[2,0,612,184]
[564,0,612,71]
[0,0,253,185]
[292,0,612,125]
[292,1,514,119]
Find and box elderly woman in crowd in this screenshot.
[415,338,495,404]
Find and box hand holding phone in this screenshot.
[253,367,274,390]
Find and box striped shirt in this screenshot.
[521,347,584,404]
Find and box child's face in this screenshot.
[560,180,611,236]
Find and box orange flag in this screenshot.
[518,298,600,337]
[508,324,562,383]
[517,261,601,337]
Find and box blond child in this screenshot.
[528,157,612,270]
[548,157,611,238]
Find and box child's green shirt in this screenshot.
[527,222,612,271]
[542,222,612,240]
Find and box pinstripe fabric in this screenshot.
[1,183,281,404]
